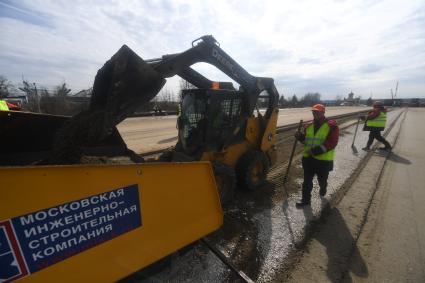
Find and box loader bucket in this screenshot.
[0,45,166,165]
[0,162,222,282]
[89,44,166,127]
[0,111,126,166]
[47,45,166,164]
[47,45,167,164]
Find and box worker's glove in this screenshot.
[311,145,326,155]
[294,131,303,141]
[359,115,366,121]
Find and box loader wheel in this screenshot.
[236,150,270,191]
[158,150,173,162]
[213,162,236,205]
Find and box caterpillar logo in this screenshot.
[0,221,29,282]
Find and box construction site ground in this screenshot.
[119,107,414,283]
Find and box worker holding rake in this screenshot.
[361,101,392,151]
[294,104,339,208]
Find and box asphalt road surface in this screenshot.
[287,108,425,282]
[117,106,367,154]
[347,108,425,282]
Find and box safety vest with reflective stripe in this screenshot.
[0,100,9,111]
[303,122,335,161]
[366,111,386,128]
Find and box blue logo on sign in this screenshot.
[0,227,19,280]
[0,222,28,282]
[0,184,142,280]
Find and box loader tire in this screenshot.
[213,162,236,205]
[236,150,270,191]
[158,150,173,162]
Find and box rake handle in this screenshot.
[352,117,361,146]
[283,119,303,183]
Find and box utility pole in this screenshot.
[391,81,399,106]
[394,81,399,98]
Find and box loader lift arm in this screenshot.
[145,35,279,117]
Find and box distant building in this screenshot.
[341,91,359,106]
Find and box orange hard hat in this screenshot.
[311,104,325,112]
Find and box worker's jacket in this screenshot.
[366,111,386,128]
[0,100,9,111]
[303,121,335,161]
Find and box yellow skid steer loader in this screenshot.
[0,35,279,282]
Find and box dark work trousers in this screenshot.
[366,128,391,148]
[301,157,332,203]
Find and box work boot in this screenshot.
[296,200,310,208]
[319,187,327,197]
[362,146,370,151]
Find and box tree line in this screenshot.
[277,92,322,108]
[1,75,367,116]
[0,75,91,115]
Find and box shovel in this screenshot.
[351,117,361,153]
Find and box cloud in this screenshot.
[0,0,52,27]
[0,0,424,99]
[298,57,322,65]
[359,64,384,74]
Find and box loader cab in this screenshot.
[178,89,247,155]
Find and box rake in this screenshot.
[351,117,361,153]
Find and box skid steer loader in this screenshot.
[0,35,279,282]
[154,36,280,202]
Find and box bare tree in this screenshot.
[0,75,15,98]
[40,88,50,97]
[19,80,41,112]
[178,79,195,101]
[158,88,174,102]
[54,83,71,97]
[51,83,72,114]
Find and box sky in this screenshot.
[0,0,424,99]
